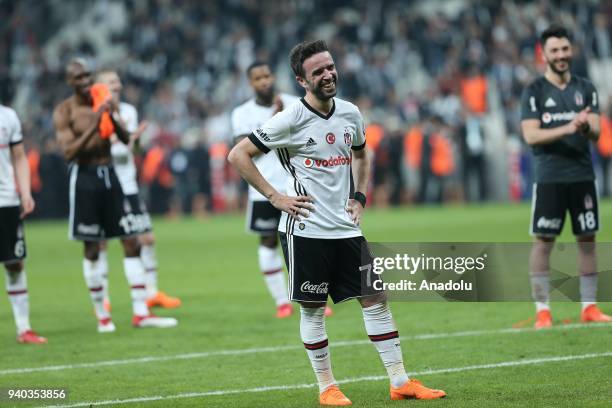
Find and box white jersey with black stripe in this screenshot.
[231,93,299,201]
[0,105,23,208]
[248,97,367,239]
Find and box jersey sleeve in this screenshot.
[122,104,139,133]
[520,84,540,121]
[231,108,253,138]
[247,108,293,154]
[9,109,23,145]
[351,109,366,150]
[585,81,600,114]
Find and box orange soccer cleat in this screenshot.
[390,379,447,400]
[17,330,48,344]
[319,385,352,406]
[534,309,553,329]
[276,303,293,318]
[581,304,612,323]
[146,291,181,309]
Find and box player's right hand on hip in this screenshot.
[270,193,314,221]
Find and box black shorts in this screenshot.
[246,200,281,235]
[279,233,380,303]
[123,194,153,234]
[530,181,599,237]
[68,164,137,241]
[0,206,26,263]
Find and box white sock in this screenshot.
[5,269,31,334]
[83,259,110,320]
[98,249,110,304]
[300,306,336,393]
[362,302,409,388]
[580,273,598,310]
[141,245,158,298]
[258,245,289,306]
[123,257,149,316]
[530,274,550,312]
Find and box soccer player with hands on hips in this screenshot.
[520,25,611,328]
[229,40,446,405]
[231,61,331,319]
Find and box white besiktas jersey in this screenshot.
[0,105,23,208]
[231,93,299,201]
[111,102,139,195]
[248,97,367,239]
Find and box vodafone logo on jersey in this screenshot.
[304,155,352,169]
[542,111,576,124]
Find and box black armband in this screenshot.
[354,191,366,208]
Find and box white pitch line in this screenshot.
[2,322,610,376]
[42,351,612,408]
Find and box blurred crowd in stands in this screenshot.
[1,0,611,218]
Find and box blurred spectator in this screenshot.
[2,0,610,215]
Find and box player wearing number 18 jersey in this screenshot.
[229,40,445,405]
[520,25,611,328]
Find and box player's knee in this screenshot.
[358,292,387,308]
[84,242,100,261]
[4,261,23,274]
[139,232,155,247]
[299,301,327,309]
[260,234,278,248]
[121,238,141,257]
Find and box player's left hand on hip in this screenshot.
[20,195,35,218]
[346,199,363,225]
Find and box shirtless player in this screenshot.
[53,58,177,332]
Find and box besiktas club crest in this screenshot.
[343,127,353,146]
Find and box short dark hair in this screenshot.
[540,25,572,47]
[289,40,329,77]
[246,61,269,78]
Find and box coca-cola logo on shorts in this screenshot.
[300,281,329,294]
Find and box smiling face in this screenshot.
[297,51,338,101]
[66,62,93,98]
[543,36,573,76]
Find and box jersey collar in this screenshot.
[301,97,335,120]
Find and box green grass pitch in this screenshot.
[0,202,611,407]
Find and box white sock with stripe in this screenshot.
[362,302,409,388]
[98,249,110,304]
[141,245,158,298]
[83,259,109,320]
[5,269,31,334]
[123,257,149,316]
[300,306,336,392]
[258,245,289,306]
